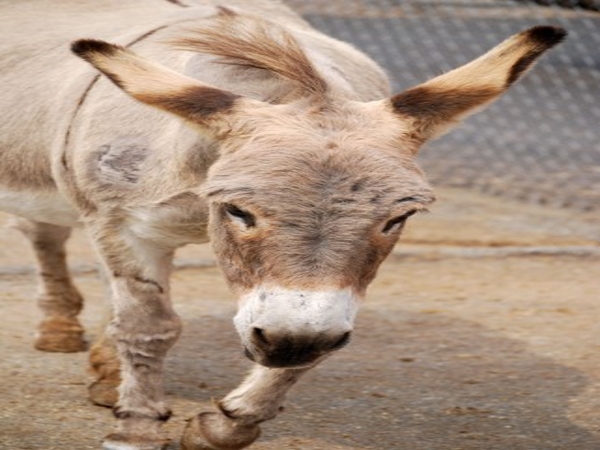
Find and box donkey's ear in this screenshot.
[71,39,259,133]
[389,26,566,143]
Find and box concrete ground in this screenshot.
[0,187,599,450]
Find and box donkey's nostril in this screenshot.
[329,331,352,351]
[252,327,270,346]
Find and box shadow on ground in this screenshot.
[164,304,598,450]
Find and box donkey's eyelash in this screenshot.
[382,210,418,234]
[395,196,419,204]
[224,204,256,227]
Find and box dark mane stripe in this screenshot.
[172,8,328,97]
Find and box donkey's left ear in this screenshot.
[389,26,566,144]
[71,39,263,136]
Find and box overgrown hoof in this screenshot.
[34,317,87,353]
[89,379,119,407]
[103,432,169,450]
[181,412,261,450]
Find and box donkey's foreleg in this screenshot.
[182,365,310,450]
[88,223,181,450]
[103,297,181,450]
[14,218,86,352]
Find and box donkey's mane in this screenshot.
[172,7,328,98]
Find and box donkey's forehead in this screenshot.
[204,100,434,204]
[205,144,433,208]
[236,100,414,148]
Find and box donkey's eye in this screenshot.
[382,210,417,234]
[224,204,256,228]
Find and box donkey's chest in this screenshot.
[0,188,80,227]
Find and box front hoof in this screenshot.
[181,412,261,450]
[35,317,87,352]
[89,379,119,407]
[103,433,169,450]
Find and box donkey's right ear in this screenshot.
[71,39,260,134]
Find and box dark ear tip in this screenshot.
[526,26,568,47]
[71,39,120,58]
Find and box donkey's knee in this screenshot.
[14,218,87,352]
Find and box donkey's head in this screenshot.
[73,24,564,368]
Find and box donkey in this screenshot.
[0,0,565,448]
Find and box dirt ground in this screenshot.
[0,187,599,450]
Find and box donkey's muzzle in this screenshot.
[246,328,352,368]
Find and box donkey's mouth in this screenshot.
[243,346,322,369]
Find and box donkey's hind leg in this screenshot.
[14,218,86,352]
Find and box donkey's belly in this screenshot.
[0,188,80,227]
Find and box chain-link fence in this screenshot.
[286,0,600,211]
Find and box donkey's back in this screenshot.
[0,0,388,227]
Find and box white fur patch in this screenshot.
[0,189,79,227]
[234,285,359,339]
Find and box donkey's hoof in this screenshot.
[103,432,169,450]
[88,379,119,407]
[34,317,87,353]
[181,412,261,450]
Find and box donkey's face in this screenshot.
[204,105,434,366]
[72,24,565,368]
